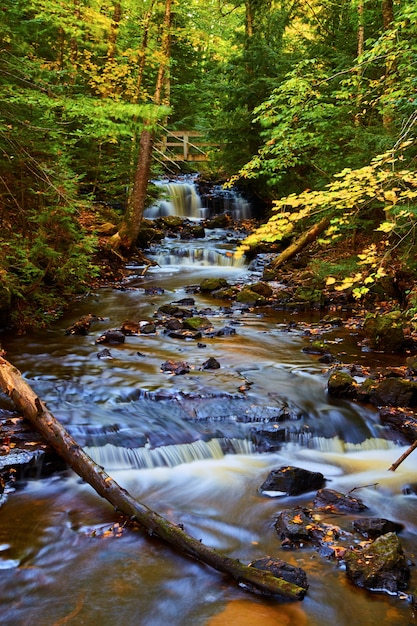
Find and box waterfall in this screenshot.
[144,177,252,220]
[85,437,255,470]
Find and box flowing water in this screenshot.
[0,184,416,625]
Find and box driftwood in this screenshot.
[0,355,305,601]
[271,216,330,270]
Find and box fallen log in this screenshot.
[271,216,330,270]
[388,439,417,472]
[0,355,305,601]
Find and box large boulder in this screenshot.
[260,465,325,496]
[344,532,410,593]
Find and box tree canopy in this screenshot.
[0,0,416,327]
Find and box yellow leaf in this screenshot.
[326,277,336,286]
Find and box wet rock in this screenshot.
[183,316,212,332]
[65,314,100,335]
[250,282,273,298]
[352,517,404,539]
[157,215,184,229]
[236,287,267,306]
[121,320,141,335]
[369,378,417,408]
[314,488,367,512]
[140,322,156,334]
[202,357,220,370]
[260,465,325,496]
[145,287,165,295]
[251,427,286,452]
[250,557,308,592]
[327,371,358,399]
[215,326,236,337]
[97,348,113,359]
[379,407,417,442]
[167,329,202,340]
[363,311,406,352]
[164,318,183,331]
[172,298,195,306]
[199,278,229,292]
[274,508,312,542]
[157,304,193,318]
[214,286,239,299]
[161,360,190,375]
[95,330,125,344]
[180,224,205,239]
[344,532,410,593]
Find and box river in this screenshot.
[0,181,416,625]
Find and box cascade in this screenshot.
[144,176,252,220]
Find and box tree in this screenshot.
[110,0,172,252]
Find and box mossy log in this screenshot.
[271,217,330,270]
[0,356,305,601]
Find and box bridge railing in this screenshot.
[155,130,219,162]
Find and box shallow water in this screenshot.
[0,228,416,626]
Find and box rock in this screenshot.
[379,407,417,442]
[274,508,312,542]
[164,318,183,331]
[344,532,410,593]
[327,371,358,399]
[95,330,125,344]
[260,465,325,496]
[202,357,220,369]
[363,311,406,352]
[180,224,205,239]
[97,348,113,359]
[157,304,192,318]
[352,517,404,539]
[250,557,308,592]
[251,427,286,452]
[65,314,100,335]
[140,322,156,334]
[236,287,267,305]
[250,282,273,298]
[199,278,229,292]
[215,326,236,337]
[183,316,212,331]
[369,378,417,408]
[121,320,141,335]
[161,360,190,375]
[314,488,367,512]
[168,329,202,340]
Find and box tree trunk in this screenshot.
[271,217,330,270]
[0,355,306,601]
[381,0,395,128]
[110,0,172,252]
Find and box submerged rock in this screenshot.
[260,465,325,496]
[344,532,410,593]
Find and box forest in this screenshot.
[1,0,417,329]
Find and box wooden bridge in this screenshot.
[154,130,219,163]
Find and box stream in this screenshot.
[0,180,416,625]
